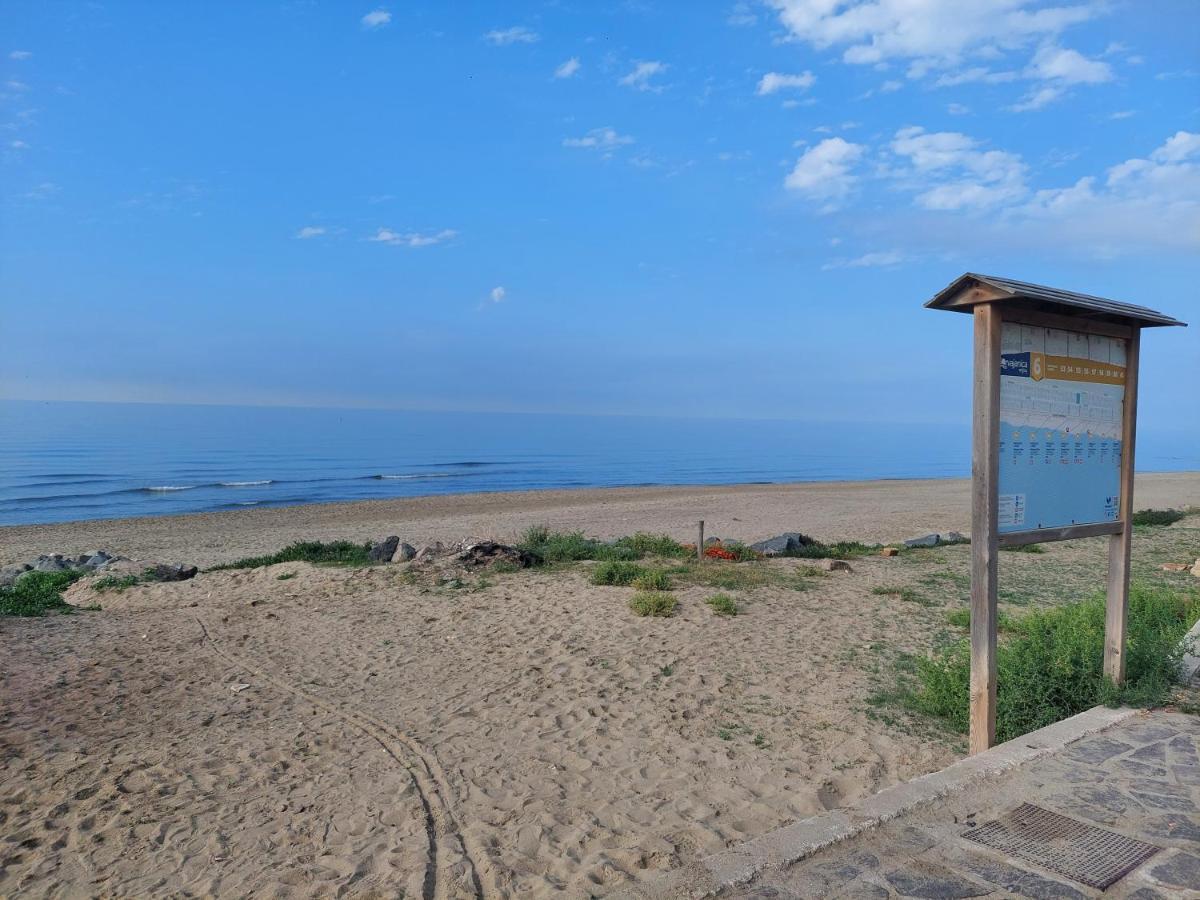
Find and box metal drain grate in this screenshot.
[963,803,1160,889]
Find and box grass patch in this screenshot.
[945,607,1016,631]
[612,532,692,559]
[590,561,646,586]
[517,526,637,563]
[705,593,738,616]
[211,540,373,571]
[632,569,672,591]
[782,540,881,560]
[0,570,83,617]
[91,574,142,593]
[1001,543,1045,554]
[872,585,935,606]
[276,571,297,581]
[909,582,1200,743]
[629,591,677,617]
[1132,508,1188,527]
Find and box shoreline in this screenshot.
[4,471,1199,568]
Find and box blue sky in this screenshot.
[2,1,1197,427]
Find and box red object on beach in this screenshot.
[704,545,736,560]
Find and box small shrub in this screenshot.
[783,540,880,560]
[911,582,1200,742]
[872,585,934,606]
[1132,508,1187,527]
[591,561,646,586]
[1001,543,1045,553]
[211,540,373,571]
[613,533,691,559]
[518,526,637,563]
[945,607,1015,631]
[706,593,738,616]
[276,572,297,581]
[92,574,142,593]
[0,570,82,617]
[629,591,677,617]
[632,569,672,591]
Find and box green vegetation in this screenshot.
[612,532,692,559]
[590,561,647,586]
[517,526,636,563]
[629,591,677,617]
[91,574,142,593]
[910,582,1200,743]
[276,571,297,581]
[782,539,881,560]
[632,569,672,591]
[705,593,738,616]
[0,570,83,617]
[210,540,373,571]
[945,607,1015,631]
[1001,543,1045,554]
[1132,508,1188,527]
[872,585,935,606]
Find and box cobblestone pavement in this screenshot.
[728,709,1200,899]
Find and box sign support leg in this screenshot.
[970,304,1001,755]
[1105,330,1140,685]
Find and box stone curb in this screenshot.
[1180,617,1200,685]
[612,705,1139,899]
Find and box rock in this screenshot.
[749,532,815,556]
[229,683,250,694]
[32,554,70,572]
[881,547,899,558]
[413,542,445,564]
[82,551,117,570]
[456,541,536,569]
[903,533,940,549]
[0,563,32,588]
[1162,563,1190,572]
[941,531,970,544]
[148,563,199,582]
[1192,559,1200,578]
[391,542,417,563]
[369,536,400,563]
[822,559,853,573]
[704,537,722,546]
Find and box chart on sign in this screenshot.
[997,323,1126,533]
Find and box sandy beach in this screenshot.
[3,474,1199,897]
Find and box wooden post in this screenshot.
[970,303,1001,755]
[697,521,705,561]
[1105,329,1140,684]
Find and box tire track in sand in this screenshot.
[195,617,493,900]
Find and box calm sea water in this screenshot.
[2,400,1196,526]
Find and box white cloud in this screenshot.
[1028,43,1112,84]
[295,226,326,239]
[947,102,970,115]
[784,137,865,208]
[889,126,1027,209]
[879,79,903,93]
[23,181,59,200]
[369,227,457,247]
[1109,109,1135,120]
[619,60,667,92]
[934,67,1018,87]
[490,286,506,303]
[554,57,581,79]
[1008,85,1064,111]
[728,2,758,26]
[562,126,634,151]
[1148,130,1200,163]
[756,71,816,95]
[9,139,28,149]
[360,8,391,29]
[6,80,29,92]
[823,250,906,269]
[485,26,539,46]
[9,50,32,61]
[767,0,1099,68]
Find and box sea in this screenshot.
[2,400,1197,526]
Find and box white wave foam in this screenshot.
[145,485,196,492]
[377,473,454,480]
[220,480,273,487]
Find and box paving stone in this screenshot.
[1130,790,1198,813]
[1064,737,1136,764]
[1171,764,1200,786]
[1148,851,1200,891]
[1124,723,1183,744]
[1124,888,1171,899]
[1141,813,1200,845]
[1169,735,1200,766]
[1117,759,1169,779]
[960,855,1087,900]
[1130,741,1168,764]
[737,888,804,899]
[884,864,992,898]
[836,884,890,899]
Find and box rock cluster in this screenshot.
[903,531,969,549]
[368,536,534,571]
[1,551,127,588]
[749,532,816,556]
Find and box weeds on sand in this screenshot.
[518,526,636,563]
[909,582,1200,743]
[612,532,692,559]
[632,569,672,591]
[871,585,935,607]
[0,570,83,617]
[92,567,189,593]
[1001,543,1045,554]
[1132,508,1190,527]
[782,539,883,560]
[211,540,373,571]
[590,561,646,586]
[629,591,677,617]
[705,593,738,616]
[276,572,297,581]
[944,607,1016,631]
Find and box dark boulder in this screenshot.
[369,536,400,562]
[456,541,536,569]
[749,532,816,556]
